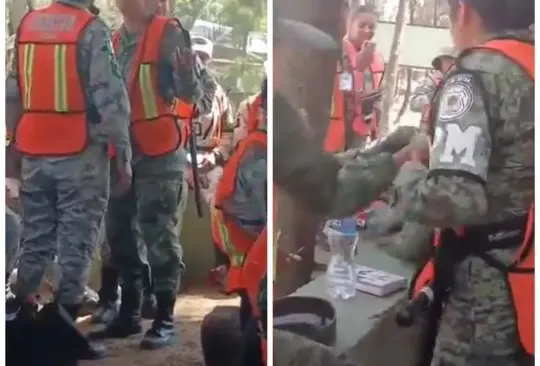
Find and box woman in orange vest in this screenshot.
[325,4,385,153]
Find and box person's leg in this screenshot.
[141,263,157,319]
[89,159,145,339]
[13,158,57,303]
[134,174,185,349]
[92,220,120,324]
[5,207,22,277]
[54,148,110,360]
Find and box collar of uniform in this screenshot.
[57,0,92,9]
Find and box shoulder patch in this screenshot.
[437,74,474,121]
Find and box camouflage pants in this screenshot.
[6,207,22,275]
[15,147,109,305]
[98,218,111,267]
[107,160,185,294]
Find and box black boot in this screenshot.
[62,304,107,360]
[92,266,120,324]
[140,292,176,349]
[88,289,143,339]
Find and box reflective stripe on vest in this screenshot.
[15,3,93,156]
[112,16,190,157]
[217,220,245,267]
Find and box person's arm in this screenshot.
[214,93,235,162]
[400,71,491,227]
[336,125,419,163]
[274,93,413,218]
[159,22,203,105]
[409,77,437,113]
[84,19,132,166]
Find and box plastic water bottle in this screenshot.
[324,218,359,300]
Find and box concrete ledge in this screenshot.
[290,243,415,354]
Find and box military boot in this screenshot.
[140,292,176,349]
[88,289,143,339]
[91,266,120,324]
[61,303,107,360]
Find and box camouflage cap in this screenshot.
[275,18,338,51]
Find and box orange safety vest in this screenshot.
[109,16,190,158]
[324,39,385,152]
[410,39,534,356]
[15,3,95,156]
[212,129,267,293]
[242,227,267,365]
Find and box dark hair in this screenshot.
[448,0,534,32]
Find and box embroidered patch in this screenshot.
[437,78,474,121]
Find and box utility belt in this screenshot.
[396,214,534,365]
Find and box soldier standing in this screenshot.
[6,0,132,360]
[89,0,203,350]
[395,0,535,365]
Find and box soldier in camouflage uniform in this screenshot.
[6,0,132,360]
[409,48,456,114]
[89,0,204,350]
[91,0,217,326]
[393,1,534,365]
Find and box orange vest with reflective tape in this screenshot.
[110,16,190,157]
[212,129,267,292]
[411,39,534,356]
[15,3,94,156]
[324,39,385,152]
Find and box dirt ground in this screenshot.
[80,286,239,366]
